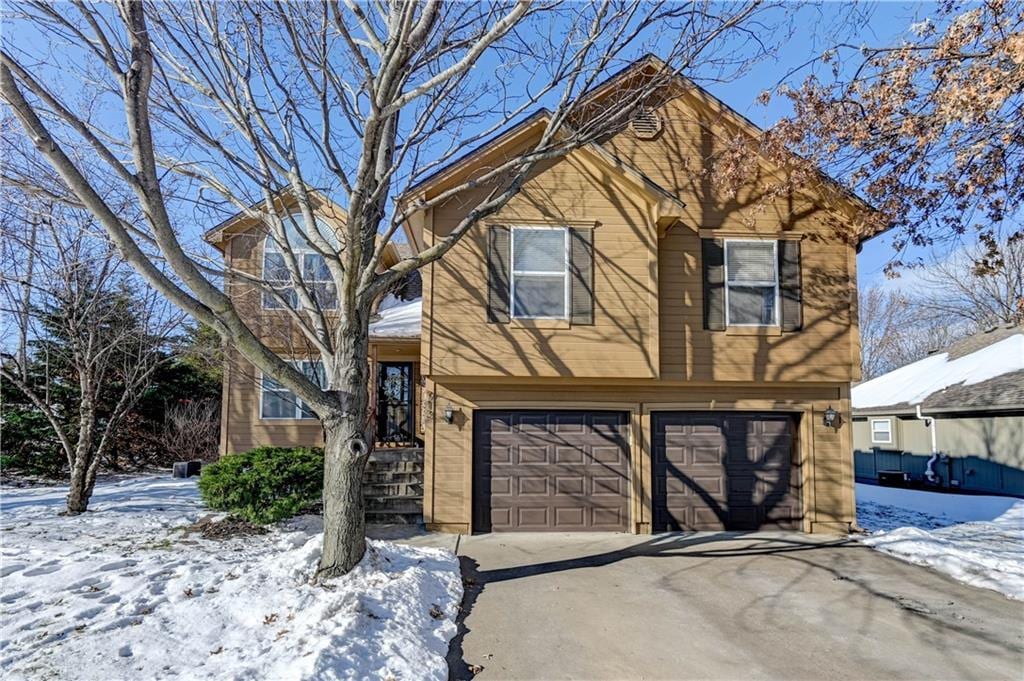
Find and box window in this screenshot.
[262,215,338,310]
[260,360,325,420]
[870,419,893,444]
[511,227,568,318]
[725,240,778,326]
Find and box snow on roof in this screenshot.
[369,298,421,339]
[852,329,1024,411]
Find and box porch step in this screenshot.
[363,447,424,525]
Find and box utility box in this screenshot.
[172,460,202,478]
[878,470,910,487]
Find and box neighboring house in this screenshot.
[208,56,877,535]
[852,324,1024,497]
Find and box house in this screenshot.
[852,324,1024,497]
[208,56,877,534]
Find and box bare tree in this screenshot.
[161,398,220,463]
[858,284,974,380]
[915,234,1024,327]
[0,199,179,513]
[1,0,799,575]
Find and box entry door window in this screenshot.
[376,362,415,445]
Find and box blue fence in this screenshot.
[855,448,1024,498]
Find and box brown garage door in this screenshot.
[473,411,630,532]
[652,412,802,531]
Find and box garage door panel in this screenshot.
[490,445,513,464]
[652,412,802,532]
[518,445,548,464]
[517,506,549,529]
[474,410,630,532]
[555,476,585,495]
[555,507,585,528]
[592,445,627,466]
[593,507,627,528]
[517,476,548,496]
[693,446,724,464]
[490,476,511,496]
[554,445,584,464]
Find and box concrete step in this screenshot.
[365,498,423,514]
[364,483,423,497]
[365,511,422,525]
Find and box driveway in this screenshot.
[445,532,1024,680]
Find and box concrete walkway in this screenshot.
[444,532,1024,681]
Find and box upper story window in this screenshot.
[511,227,569,319]
[725,240,778,326]
[870,418,893,444]
[260,360,324,420]
[263,215,338,310]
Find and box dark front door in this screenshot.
[376,362,415,445]
[472,410,631,532]
[652,412,802,531]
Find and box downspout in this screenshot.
[916,404,939,484]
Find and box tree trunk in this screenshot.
[317,311,372,578]
[66,397,96,514]
[66,450,93,514]
[319,416,371,577]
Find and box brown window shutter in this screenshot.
[702,238,725,331]
[570,227,594,325]
[779,239,802,331]
[487,225,511,323]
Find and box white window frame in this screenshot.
[261,216,337,311]
[258,360,323,420]
[724,239,780,327]
[509,225,570,320]
[870,418,893,445]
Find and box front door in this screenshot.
[376,362,415,445]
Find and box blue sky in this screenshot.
[4,1,958,292]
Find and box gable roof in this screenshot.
[852,324,1024,415]
[402,53,878,241]
[202,189,347,252]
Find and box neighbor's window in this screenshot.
[263,215,338,310]
[260,360,325,420]
[870,418,893,444]
[511,227,568,318]
[725,240,779,326]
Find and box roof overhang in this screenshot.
[203,189,347,252]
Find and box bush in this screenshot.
[198,446,323,523]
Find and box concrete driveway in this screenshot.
[445,532,1024,680]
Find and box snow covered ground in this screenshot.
[1,476,462,681]
[856,483,1024,600]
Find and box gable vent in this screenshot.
[630,107,662,140]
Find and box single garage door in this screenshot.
[473,411,631,532]
[652,412,802,531]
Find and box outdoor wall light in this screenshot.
[822,405,840,429]
[443,403,455,424]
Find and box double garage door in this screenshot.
[472,410,801,532]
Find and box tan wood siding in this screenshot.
[423,92,859,383]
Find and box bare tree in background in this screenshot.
[858,285,972,380]
[0,199,179,513]
[858,233,1022,379]
[916,234,1024,327]
[1,0,803,575]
